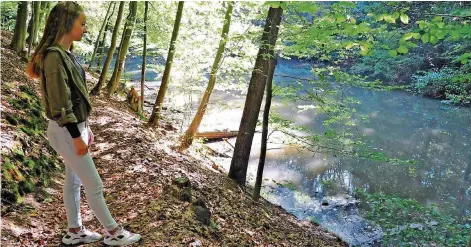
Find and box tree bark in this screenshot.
[140,1,149,114]
[106,1,138,97]
[90,2,113,68]
[96,3,117,69]
[253,57,277,200]
[228,6,283,186]
[148,1,184,127]
[27,1,40,56]
[180,2,234,148]
[91,1,125,96]
[10,2,28,53]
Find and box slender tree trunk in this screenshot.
[253,57,277,200]
[228,7,283,186]
[10,1,28,53]
[108,35,124,89]
[27,1,40,56]
[180,2,234,148]
[39,1,50,29]
[148,1,184,127]
[91,1,125,96]
[106,1,138,97]
[467,233,471,247]
[96,3,116,69]
[140,1,149,114]
[90,2,113,68]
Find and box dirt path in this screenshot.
[1,30,346,247]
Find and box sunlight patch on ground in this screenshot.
[0,130,15,152]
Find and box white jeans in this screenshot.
[46,120,118,231]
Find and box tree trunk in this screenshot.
[180,2,234,148]
[106,1,138,97]
[90,2,113,68]
[27,1,40,56]
[91,1,125,96]
[148,1,184,127]
[253,57,277,200]
[39,1,50,29]
[228,6,283,186]
[96,3,116,69]
[108,34,125,89]
[140,1,149,114]
[10,1,28,53]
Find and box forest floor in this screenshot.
[1,30,346,247]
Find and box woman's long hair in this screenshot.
[26,2,83,79]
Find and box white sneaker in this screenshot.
[62,226,102,245]
[104,227,141,246]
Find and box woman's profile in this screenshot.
[26,2,141,246]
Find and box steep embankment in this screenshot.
[1,31,345,246]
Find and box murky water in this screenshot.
[118,55,471,246]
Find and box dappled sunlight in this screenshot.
[305,158,330,174]
[360,127,375,136]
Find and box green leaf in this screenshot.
[421,33,429,43]
[450,31,460,41]
[403,32,419,40]
[417,20,426,29]
[294,2,318,13]
[325,129,336,137]
[335,14,347,23]
[397,46,408,54]
[345,42,357,50]
[388,50,398,57]
[376,14,386,21]
[392,12,400,19]
[384,15,396,24]
[360,45,369,56]
[405,42,418,48]
[432,16,443,23]
[266,2,280,8]
[429,34,438,44]
[400,13,409,24]
[435,30,446,39]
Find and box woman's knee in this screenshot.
[83,175,104,196]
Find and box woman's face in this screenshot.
[70,12,87,41]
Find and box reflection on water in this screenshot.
[128,57,471,245]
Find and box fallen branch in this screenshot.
[223,138,235,149]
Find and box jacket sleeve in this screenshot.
[43,51,78,127]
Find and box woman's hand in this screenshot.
[73,137,88,156]
[88,127,94,146]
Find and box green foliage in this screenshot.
[409,67,471,105]
[357,190,470,246]
[349,50,424,85]
[0,1,19,31]
[275,180,297,191]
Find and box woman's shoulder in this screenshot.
[43,50,66,74]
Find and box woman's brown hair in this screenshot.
[26,2,83,79]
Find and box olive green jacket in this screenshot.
[40,45,92,127]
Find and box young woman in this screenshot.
[26,2,141,246]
